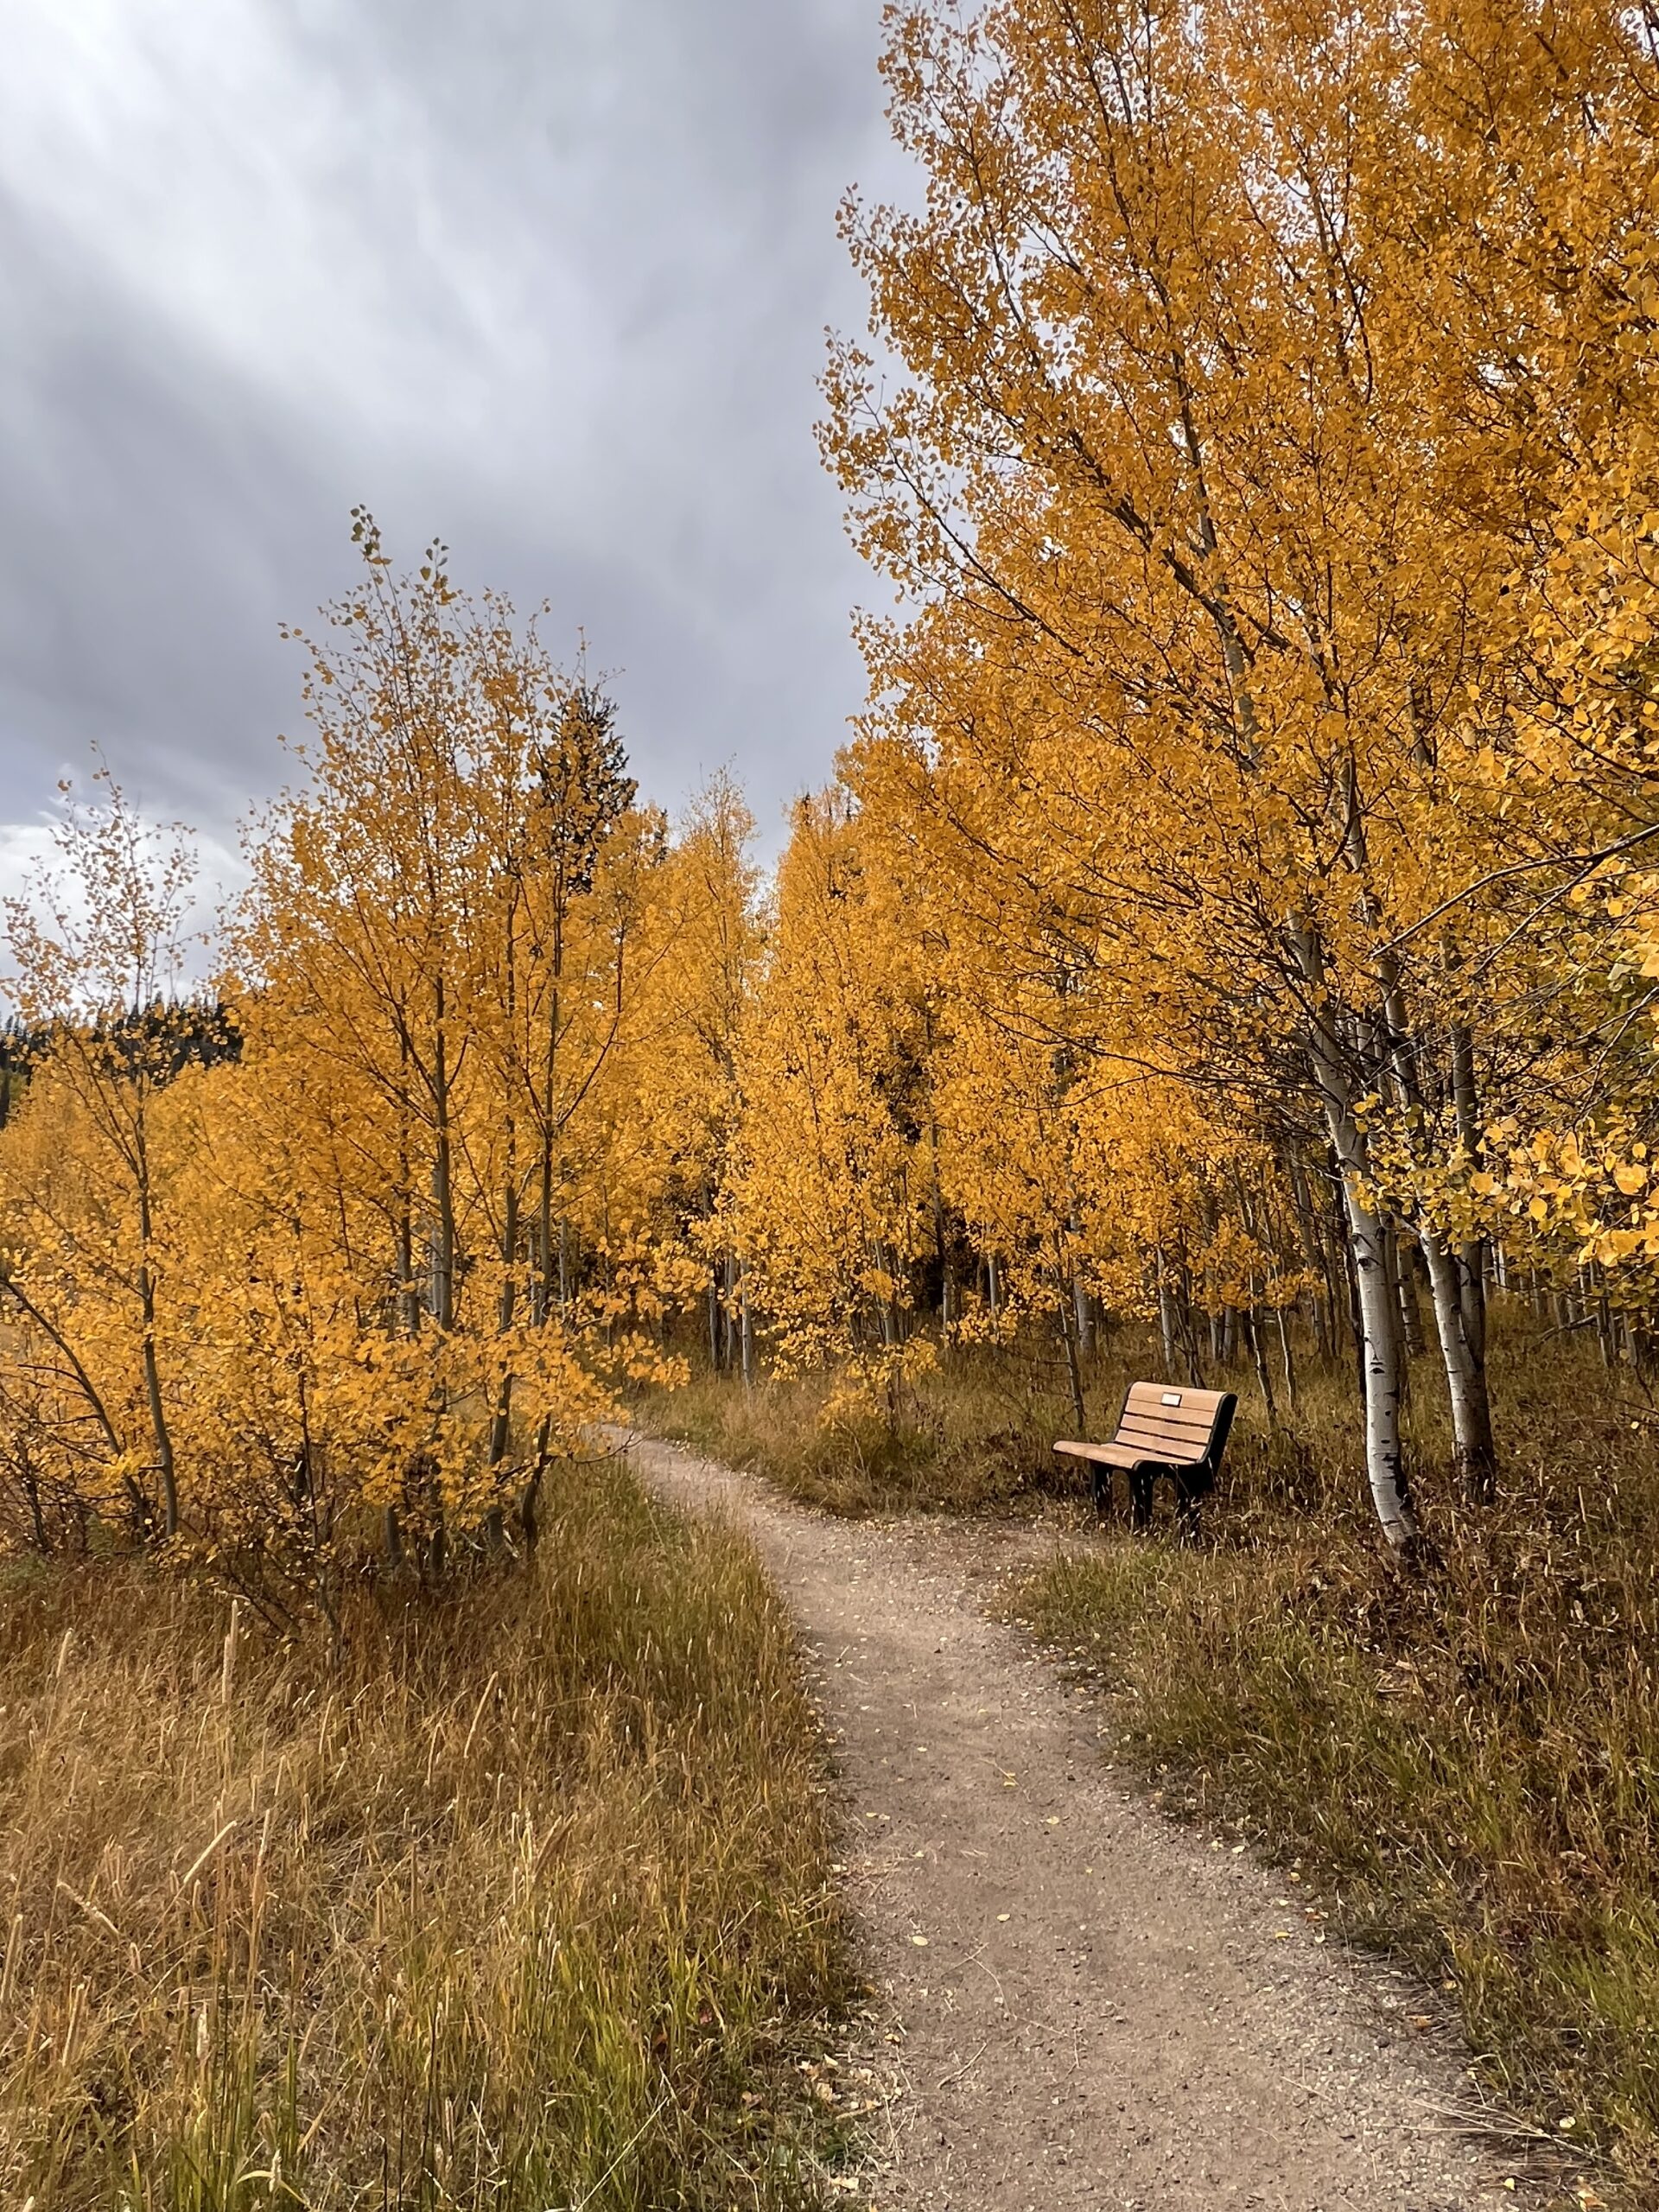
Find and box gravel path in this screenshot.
[626,1433,1559,2212]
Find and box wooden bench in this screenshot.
[1054,1382,1237,1530]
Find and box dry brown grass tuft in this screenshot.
[639,1344,1110,1518]
[0,1452,855,2210]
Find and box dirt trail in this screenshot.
[626,1432,1555,2212]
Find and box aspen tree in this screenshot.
[726,795,934,1391]
[2,772,195,1535]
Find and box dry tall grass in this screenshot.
[642,1347,1092,1518]
[645,1311,1659,2202]
[0,1453,854,2210]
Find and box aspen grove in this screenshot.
[0,524,753,1628]
[798,0,1659,1548]
[8,0,1659,1592]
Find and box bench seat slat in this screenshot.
[1053,1437,1207,1468]
[1116,1414,1217,1447]
[1115,1428,1215,1455]
[1122,1382,1230,1417]
[1122,1401,1224,1427]
[1119,1400,1218,1429]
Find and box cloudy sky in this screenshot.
[0,0,908,893]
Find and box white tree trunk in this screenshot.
[1334,1164,1415,1546]
[1287,916,1418,1549]
[1418,1224,1497,1503]
[1155,1249,1179,1376]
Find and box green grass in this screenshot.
[0,1452,858,2210]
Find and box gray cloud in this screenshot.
[0,0,906,866]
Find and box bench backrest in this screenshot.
[1113,1381,1236,1465]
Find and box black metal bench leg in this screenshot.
[1128,1468,1154,1530]
[1090,1465,1114,1519]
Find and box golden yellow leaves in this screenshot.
[818,1342,939,1440]
[0,539,766,1597]
[725,796,936,1370]
[811,0,1659,1398]
[1445,1115,1659,1294]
